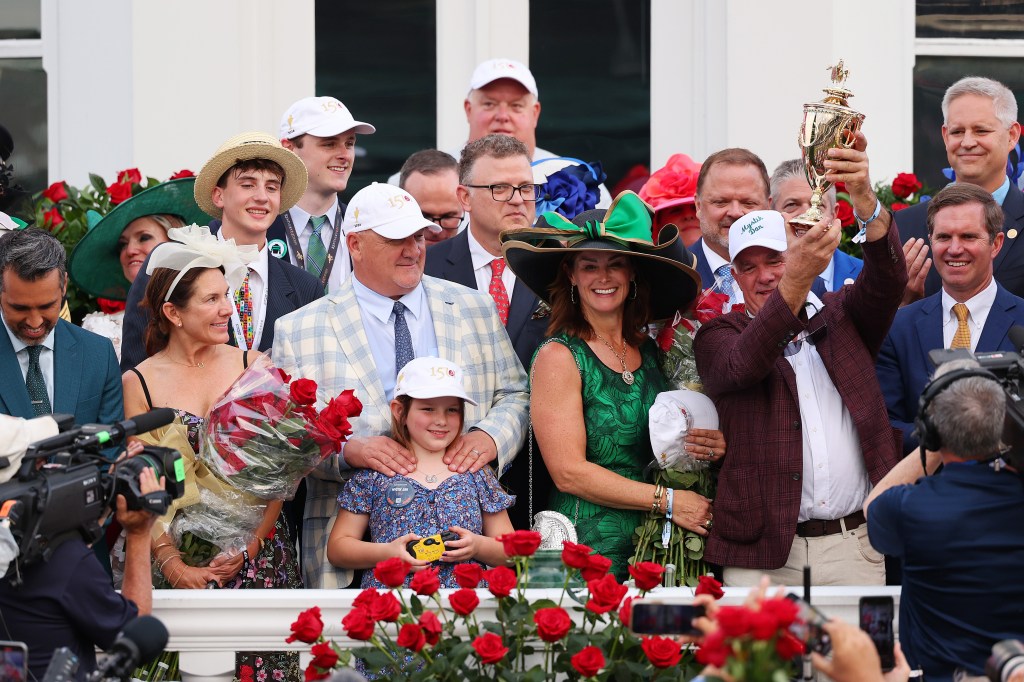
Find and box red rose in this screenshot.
[373,557,411,588]
[775,630,806,659]
[834,181,848,194]
[891,172,922,199]
[304,664,329,681]
[484,565,517,598]
[309,641,338,670]
[695,629,729,667]
[239,665,254,678]
[332,388,363,418]
[410,567,440,596]
[169,169,195,179]
[268,366,292,384]
[561,541,593,570]
[352,588,379,610]
[619,596,635,627]
[571,645,605,678]
[655,322,676,352]
[107,180,133,205]
[289,378,318,406]
[749,608,780,640]
[533,607,572,642]
[397,623,427,652]
[97,298,126,314]
[370,591,401,622]
[497,530,541,557]
[285,606,323,643]
[341,607,375,641]
[419,611,443,645]
[471,632,508,665]
[42,181,68,203]
[580,553,612,582]
[695,575,724,600]
[118,168,142,184]
[716,605,753,638]
[628,561,664,592]
[586,574,628,614]
[43,207,63,228]
[891,202,910,212]
[641,636,683,668]
[454,562,484,589]
[695,290,731,324]
[760,597,799,628]
[835,198,856,227]
[449,588,480,616]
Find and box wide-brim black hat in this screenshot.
[500,191,702,321]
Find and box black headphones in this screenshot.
[914,367,1000,452]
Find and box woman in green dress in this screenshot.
[503,192,721,579]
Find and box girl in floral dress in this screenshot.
[328,357,513,588]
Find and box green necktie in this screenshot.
[305,215,329,283]
[25,345,52,416]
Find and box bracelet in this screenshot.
[157,555,180,573]
[651,484,664,515]
[170,564,187,588]
[152,541,174,553]
[665,488,674,519]
[242,548,251,569]
[854,198,882,226]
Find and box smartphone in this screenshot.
[0,641,28,682]
[406,531,458,562]
[629,602,705,636]
[785,594,832,656]
[859,596,896,672]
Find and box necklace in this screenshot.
[594,332,634,385]
[424,473,438,484]
[163,352,205,369]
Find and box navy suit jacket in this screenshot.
[831,249,864,290]
[691,236,829,298]
[877,283,1024,453]
[895,182,1024,298]
[119,226,325,371]
[0,320,123,426]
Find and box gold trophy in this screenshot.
[791,60,865,228]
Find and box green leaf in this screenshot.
[89,173,107,193]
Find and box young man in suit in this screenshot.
[120,132,324,371]
[273,182,529,588]
[0,228,122,427]
[878,183,1024,453]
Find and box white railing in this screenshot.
[151,586,901,681]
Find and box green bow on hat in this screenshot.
[538,192,655,247]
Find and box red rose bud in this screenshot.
[304,663,329,681]
[341,607,375,641]
[695,629,729,667]
[107,180,133,205]
[169,169,195,179]
[628,561,664,592]
[775,630,806,659]
[333,388,363,418]
[449,588,480,616]
[891,202,910,212]
[619,596,635,628]
[42,181,68,203]
[372,557,411,588]
[43,207,64,228]
[695,575,725,600]
[370,591,401,622]
[118,168,142,185]
[286,606,324,643]
[409,567,440,596]
[560,541,593,570]
[484,565,517,598]
[571,645,605,678]
[397,623,427,652]
[760,597,799,628]
[97,298,126,314]
[453,562,484,589]
[891,172,922,199]
[641,635,683,669]
[836,198,856,228]
[580,553,612,582]
[533,607,572,642]
[585,574,628,614]
[419,611,443,645]
[749,608,780,641]
[716,605,754,638]
[288,377,318,405]
[497,529,541,557]
[309,641,338,670]
[471,632,508,665]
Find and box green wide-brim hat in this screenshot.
[500,191,702,321]
[69,177,212,300]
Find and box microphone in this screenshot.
[1010,325,1024,354]
[23,408,177,467]
[87,615,168,681]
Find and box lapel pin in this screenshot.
[1008,228,1018,239]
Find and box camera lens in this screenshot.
[986,640,1024,682]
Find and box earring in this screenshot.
[177,322,183,327]
[630,280,637,301]
[570,284,577,305]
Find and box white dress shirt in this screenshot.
[467,227,517,300]
[287,199,351,294]
[704,241,744,306]
[941,278,997,352]
[3,316,56,407]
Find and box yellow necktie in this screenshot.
[951,303,971,349]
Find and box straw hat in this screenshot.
[69,178,211,300]
[501,192,702,321]
[193,131,308,218]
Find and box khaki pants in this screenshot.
[723,521,885,587]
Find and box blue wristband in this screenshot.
[665,488,674,519]
[854,198,882,226]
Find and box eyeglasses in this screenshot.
[423,213,466,230]
[464,183,540,202]
[782,304,827,357]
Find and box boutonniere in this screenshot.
[531,301,552,320]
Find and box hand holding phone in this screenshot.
[859,596,896,672]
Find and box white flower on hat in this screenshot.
[147,224,259,301]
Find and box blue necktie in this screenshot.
[25,345,51,416]
[715,263,735,302]
[393,301,415,377]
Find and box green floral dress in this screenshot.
[541,333,667,580]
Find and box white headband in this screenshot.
[146,224,258,301]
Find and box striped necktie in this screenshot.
[305,215,328,282]
[234,269,254,349]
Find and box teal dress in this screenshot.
[541,333,667,580]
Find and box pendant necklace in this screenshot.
[424,473,438,484]
[594,333,634,385]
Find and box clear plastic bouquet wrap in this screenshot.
[198,354,363,500]
[168,487,265,567]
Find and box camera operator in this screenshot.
[865,358,1024,681]
[0,429,164,682]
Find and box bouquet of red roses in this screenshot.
[198,354,362,500]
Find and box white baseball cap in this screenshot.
[395,357,478,406]
[728,210,789,261]
[279,96,376,140]
[341,182,440,239]
[469,58,538,98]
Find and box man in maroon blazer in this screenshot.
[694,133,906,586]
